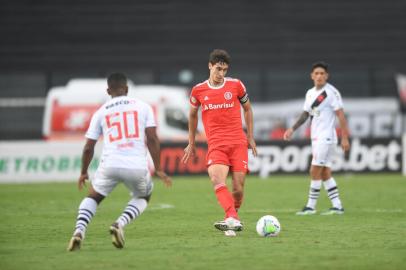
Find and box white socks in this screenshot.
[116,198,148,228]
[306,180,322,209]
[323,178,343,209]
[74,197,98,238]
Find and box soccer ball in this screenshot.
[256,215,281,237]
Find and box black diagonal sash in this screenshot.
[311,91,327,109]
[310,91,327,121]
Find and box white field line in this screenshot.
[147,203,175,211]
[244,208,404,213]
[146,205,403,213]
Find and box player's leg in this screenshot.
[209,164,242,231]
[296,143,327,215]
[222,172,245,237]
[207,147,242,232]
[296,165,323,215]
[75,187,105,236]
[321,167,344,215]
[67,187,105,251]
[209,164,235,218]
[67,167,116,251]
[110,169,153,248]
[230,144,249,212]
[231,172,245,212]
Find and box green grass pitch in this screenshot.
[0,174,405,270]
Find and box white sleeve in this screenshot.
[303,94,311,112]
[145,105,157,128]
[85,110,103,140]
[331,89,343,111]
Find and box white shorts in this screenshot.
[92,166,153,197]
[311,143,335,167]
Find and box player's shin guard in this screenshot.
[116,198,148,228]
[214,184,238,220]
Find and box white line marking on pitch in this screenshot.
[147,203,175,211]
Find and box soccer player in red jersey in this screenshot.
[182,49,257,236]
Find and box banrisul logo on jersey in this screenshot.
[202,102,234,111]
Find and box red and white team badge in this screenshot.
[224,92,232,100]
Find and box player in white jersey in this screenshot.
[284,62,350,215]
[67,73,172,251]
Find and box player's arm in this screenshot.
[182,106,199,163]
[78,138,97,190]
[242,100,257,157]
[283,111,310,141]
[335,109,350,152]
[146,127,172,187]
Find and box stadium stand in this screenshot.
[0,0,405,139]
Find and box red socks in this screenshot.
[214,184,238,219]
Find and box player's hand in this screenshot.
[155,170,172,187]
[248,137,258,157]
[283,128,294,141]
[341,137,350,152]
[182,143,196,163]
[78,173,89,190]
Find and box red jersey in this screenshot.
[189,77,248,149]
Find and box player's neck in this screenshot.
[208,78,225,88]
[111,94,127,98]
[315,83,326,90]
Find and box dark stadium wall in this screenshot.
[0,0,405,139]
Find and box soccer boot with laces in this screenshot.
[296,206,317,215]
[214,217,243,232]
[320,207,344,215]
[109,222,125,249]
[67,232,83,251]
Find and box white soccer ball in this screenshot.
[256,215,281,237]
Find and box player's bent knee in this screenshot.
[87,193,104,204]
[139,194,151,202]
[310,166,323,179]
[210,176,225,186]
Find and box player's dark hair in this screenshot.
[311,61,329,72]
[209,49,231,65]
[107,73,127,90]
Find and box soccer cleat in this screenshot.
[320,207,344,215]
[296,206,317,215]
[67,233,82,251]
[224,230,237,237]
[214,217,243,232]
[109,222,125,249]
